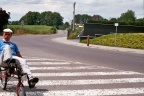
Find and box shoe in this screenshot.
[28,77,39,88]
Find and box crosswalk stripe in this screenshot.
[28,62,71,65]
[29,66,104,70]
[26,58,66,62]
[7,78,144,86]
[0,88,144,96]
[35,78,144,85]
[28,88,144,96]
[32,71,142,77]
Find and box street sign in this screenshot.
[114,23,119,26]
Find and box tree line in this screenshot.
[12,11,63,29]
[74,10,144,26]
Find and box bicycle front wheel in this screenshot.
[17,84,26,96]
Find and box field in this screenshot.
[7,25,57,35]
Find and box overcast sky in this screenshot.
[0,0,143,22]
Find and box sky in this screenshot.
[0,0,143,23]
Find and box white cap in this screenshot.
[3,28,13,33]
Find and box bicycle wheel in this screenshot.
[0,68,8,90]
[17,84,26,96]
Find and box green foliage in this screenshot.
[0,8,10,32]
[118,10,136,25]
[75,14,91,24]
[20,11,41,25]
[49,27,57,34]
[7,25,57,34]
[68,27,84,39]
[86,10,144,26]
[135,18,144,26]
[67,32,77,39]
[12,11,63,29]
[81,33,144,49]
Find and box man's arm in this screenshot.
[16,52,22,58]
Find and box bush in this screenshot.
[67,32,77,39]
[50,27,57,34]
[68,27,84,39]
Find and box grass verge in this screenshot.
[7,25,57,35]
[81,33,144,49]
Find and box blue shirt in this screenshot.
[0,40,19,56]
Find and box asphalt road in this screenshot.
[0,30,144,96]
[11,30,144,73]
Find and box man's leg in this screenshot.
[0,45,12,66]
[3,45,12,62]
[12,56,39,88]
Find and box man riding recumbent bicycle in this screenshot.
[0,28,39,96]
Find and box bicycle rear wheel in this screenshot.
[0,68,8,90]
[17,84,26,96]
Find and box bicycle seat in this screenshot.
[0,59,17,74]
[0,59,16,68]
[8,59,17,67]
[8,59,17,74]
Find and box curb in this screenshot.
[52,37,144,55]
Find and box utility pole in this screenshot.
[143,0,144,17]
[73,2,76,32]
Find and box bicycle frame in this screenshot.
[0,61,26,96]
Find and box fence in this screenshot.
[81,23,144,37]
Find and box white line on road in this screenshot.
[28,88,144,96]
[31,71,142,77]
[29,66,104,70]
[34,78,144,85]
[1,88,144,96]
[26,58,67,62]
[7,78,144,86]
[28,62,71,65]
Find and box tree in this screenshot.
[91,15,103,21]
[52,12,63,27]
[20,11,63,28]
[135,18,144,26]
[20,11,41,25]
[0,8,10,32]
[40,11,63,28]
[75,14,91,24]
[64,22,70,28]
[40,11,53,25]
[118,10,136,25]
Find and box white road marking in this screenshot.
[28,61,84,65]
[35,78,144,85]
[28,62,71,65]
[29,66,104,70]
[28,88,144,96]
[1,88,144,96]
[1,57,144,96]
[26,58,53,60]
[32,71,142,77]
[6,78,144,86]
[26,58,67,62]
